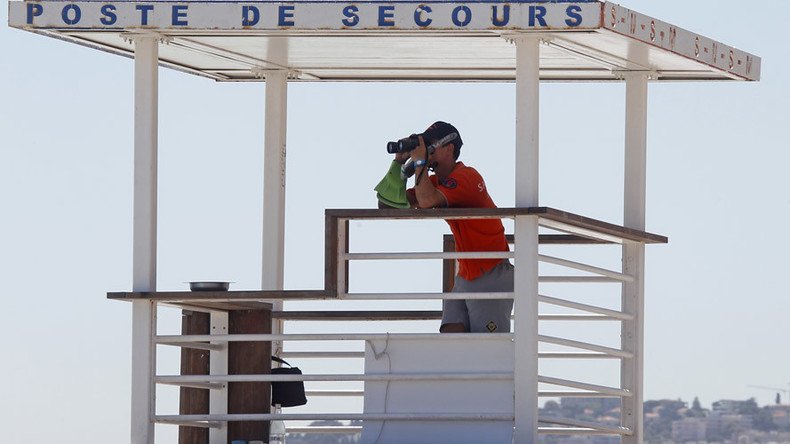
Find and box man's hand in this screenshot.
[394,151,410,164]
[410,136,447,209]
[410,136,428,162]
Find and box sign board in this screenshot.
[9,1,602,31]
[603,3,760,82]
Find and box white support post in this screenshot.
[262,70,288,351]
[621,73,648,444]
[623,74,648,230]
[515,36,540,205]
[130,34,159,444]
[131,299,157,444]
[209,312,229,444]
[131,34,159,293]
[512,34,541,444]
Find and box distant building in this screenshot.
[767,404,790,428]
[672,417,707,442]
[560,398,621,413]
[712,400,752,414]
[737,434,752,444]
[736,429,790,443]
[706,413,753,441]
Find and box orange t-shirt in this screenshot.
[429,163,509,281]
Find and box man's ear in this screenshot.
[449,143,460,160]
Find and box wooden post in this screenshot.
[179,311,210,444]
[228,309,273,443]
[442,235,456,293]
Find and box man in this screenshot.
[395,121,514,333]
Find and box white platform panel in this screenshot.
[362,337,514,444]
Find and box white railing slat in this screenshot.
[539,294,634,321]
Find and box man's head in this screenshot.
[423,121,463,160]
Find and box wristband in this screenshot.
[413,159,427,168]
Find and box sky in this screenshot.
[1,0,789,442]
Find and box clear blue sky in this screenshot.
[1,0,789,442]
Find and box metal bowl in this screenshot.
[189,281,230,292]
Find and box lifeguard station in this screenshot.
[9,1,760,443]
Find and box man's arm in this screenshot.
[387,151,421,208]
[411,137,448,209]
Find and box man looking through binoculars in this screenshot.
[377,121,514,333]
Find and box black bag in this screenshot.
[271,356,307,407]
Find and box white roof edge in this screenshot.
[602,2,759,81]
[7,0,761,82]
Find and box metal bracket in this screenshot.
[502,33,548,46]
[613,70,659,81]
[251,67,301,80]
[121,32,173,46]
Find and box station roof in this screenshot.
[9,1,760,82]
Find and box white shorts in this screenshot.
[441,260,514,333]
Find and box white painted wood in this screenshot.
[280,351,365,359]
[287,426,362,434]
[130,35,158,444]
[158,332,513,343]
[539,427,629,435]
[157,381,224,390]
[514,35,540,208]
[538,416,631,436]
[8,1,761,82]
[621,242,645,443]
[262,70,288,294]
[604,1,760,81]
[305,390,365,397]
[622,73,648,444]
[132,34,158,294]
[539,276,621,283]
[362,337,515,444]
[514,214,539,444]
[157,341,223,351]
[538,294,634,321]
[159,372,513,383]
[158,412,515,423]
[288,426,362,435]
[538,314,618,322]
[624,74,648,231]
[282,348,637,358]
[539,391,622,398]
[538,254,634,282]
[155,420,222,429]
[538,376,632,398]
[513,32,541,444]
[344,251,513,260]
[263,70,288,340]
[131,300,157,444]
[209,312,229,444]
[538,335,632,359]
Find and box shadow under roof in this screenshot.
[8,1,761,82]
